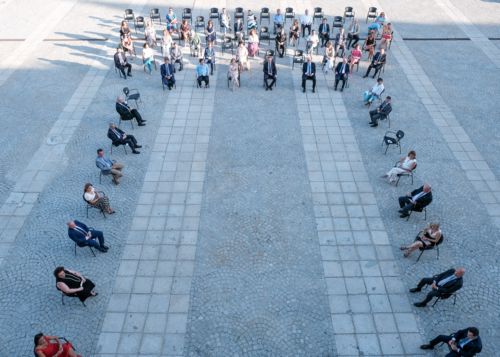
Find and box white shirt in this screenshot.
[412,191,426,202]
[300,14,312,25]
[371,83,385,96]
[308,34,319,46]
[84,187,96,202]
[143,47,154,60]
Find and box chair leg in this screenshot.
[424,208,427,220]
[416,250,424,262]
[432,297,440,307]
[81,300,87,307]
[395,176,400,187]
[61,293,65,305]
[99,172,102,184]
[436,246,439,260]
[453,294,457,305]
[86,206,89,218]
[406,209,412,221]
[89,246,96,257]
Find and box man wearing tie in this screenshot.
[160,57,176,90]
[318,18,330,47]
[420,326,482,355]
[67,220,109,253]
[204,41,216,75]
[263,55,277,91]
[113,47,132,79]
[410,267,465,307]
[301,56,316,93]
[363,48,386,78]
[369,96,392,127]
[334,57,350,91]
[115,96,146,126]
[398,183,432,218]
[107,123,142,154]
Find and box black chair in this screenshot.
[260,7,270,24]
[57,284,87,306]
[234,7,244,21]
[98,169,111,184]
[285,7,294,23]
[123,87,142,108]
[366,7,377,23]
[382,130,404,154]
[114,64,126,79]
[124,9,135,22]
[264,49,275,58]
[292,49,305,69]
[259,26,271,45]
[313,7,323,23]
[110,140,128,155]
[83,192,107,218]
[209,7,219,22]
[162,81,176,91]
[431,291,457,307]
[394,161,416,186]
[134,16,145,34]
[150,8,161,24]
[406,199,431,221]
[416,235,443,262]
[118,113,134,130]
[182,8,192,23]
[344,6,355,20]
[221,36,234,54]
[195,16,205,32]
[332,16,344,29]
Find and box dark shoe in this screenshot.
[340,88,343,92]
[302,88,305,93]
[370,124,378,127]
[132,150,140,154]
[414,302,426,307]
[102,245,109,250]
[109,210,116,214]
[97,247,107,253]
[312,89,315,93]
[127,73,133,77]
[363,75,368,78]
[409,288,421,293]
[265,87,269,91]
[112,179,119,185]
[400,213,409,218]
[135,145,142,148]
[269,87,273,91]
[138,123,146,126]
[420,344,433,350]
[334,87,337,91]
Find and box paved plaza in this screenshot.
[0,0,499,356]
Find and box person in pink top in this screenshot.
[349,44,362,72]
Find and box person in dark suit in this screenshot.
[107,123,142,154]
[67,220,108,252]
[204,41,216,75]
[421,326,482,356]
[318,18,330,47]
[116,96,146,126]
[263,55,277,90]
[369,96,392,127]
[334,57,350,91]
[301,56,316,93]
[410,267,465,307]
[160,57,176,90]
[398,183,432,218]
[275,26,286,58]
[114,47,132,78]
[363,48,386,78]
[334,28,346,56]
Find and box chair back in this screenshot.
[293,50,304,63]
[124,9,134,20]
[333,16,343,24]
[285,7,294,17]
[235,7,243,13]
[266,49,275,57]
[261,7,269,14]
[314,7,322,13]
[396,130,405,141]
[183,8,191,15]
[135,16,144,26]
[345,6,354,15]
[196,16,204,24]
[435,234,444,246]
[369,7,377,13]
[150,8,160,16]
[123,87,130,96]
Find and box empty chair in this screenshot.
[124,9,135,22]
[265,49,275,58]
[260,7,270,24]
[182,8,192,23]
[285,7,294,23]
[123,87,142,108]
[313,7,323,23]
[234,7,244,21]
[332,16,344,29]
[195,16,205,32]
[209,7,219,22]
[344,6,355,20]
[150,8,161,24]
[292,49,305,69]
[134,16,145,33]
[366,7,377,23]
[259,26,270,45]
[222,36,234,54]
[382,130,404,154]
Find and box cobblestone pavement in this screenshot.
[0,0,499,356]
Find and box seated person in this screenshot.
[364,78,385,106]
[247,28,259,57]
[275,26,286,58]
[205,20,216,43]
[346,19,360,49]
[227,58,240,90]
[300,9,312,37]
[120,20,131,38]
[113,47,132,78]
[165,8,178,32]
[398,183,432,218]
[120,33,136,57]
[170,42,183,71]
[301,56,316,93]
[160,57,176,90]
[322,41,335,74]
[334,57,350,91]
[54,266,97,302]
[144,20,157,48]
[234,18,244,42]
[161,29,173,57]
[204,41,216,75]
[189,29,202,58]
[83,183,114,214]
[246,11,257,32]
[67,219,109,253]
[369,96,392,127]
[379,23,393,49]
[180,19,191,43]
[142,43,156,74]
[96,148,124,185]
[273,9,284,34]
[363,48,386,78]
[318,18,330,47]
[349,44,362,72]
[263,55,277,90]
[420,327,482,355]
[289,19,300,46]
[107,122,142,154]
[306,30,319,54]
[115,96,146,126]
[410,267,464,307]
[382,149,416,184]
[334,28,346,56]
[236,41,250,71]
[400,222,441,258]
[34,333,80,357]
[220,8,230,34]
[196,58,210,87]
[363,30,377,60]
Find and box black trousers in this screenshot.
[276,42,285,57]
[365,63,383,78]
[334,74,348,90]
[117,134,139,149]
[206,60,215,74]
[162,77,175,89]
[347,33,359,49]
[127,109,144,124]
[415,277,441,305]
[264,74,276,89]
[320,33,329,47]
[301,24,311,37]
[428,335,464,356]
[117,63,132,77]
[197,75,209,87]
[302,74,316,90]
[398,196,414,214]
[173,58,183,71]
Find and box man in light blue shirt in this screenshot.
[196,58,210,87]
[273,9,284,34]
[95,148,124,185]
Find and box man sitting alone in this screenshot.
[115,96,146,126]
[398,183,432,218]
[420,326,482,355]
[107,123,142,154]
[96,148,124,185]
[67,220,109,253]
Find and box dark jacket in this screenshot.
[449,328,482,357]
[302,62,316,77]
[113,52,127,68]
[68,220,90,246]
[160,63,175,82]
[372,51,386,65]
[263,60,277,76]
[116,102,133,120]
[432,268,463,295]
[409,185,432,209]
[319,23,330,35]
[335,62,350,77]
[107,127,126,145]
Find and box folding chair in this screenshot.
[260,8,270,24]
[416,235,444,262]
[382,130,404,154]
[150,8,161,24]
[134,16,145,34]
[344,6,355,20]
[313,7,323,23]
[182,8,192,24]
[292,49,305,69]
[259,26,271,45]
[394,161,416,186]
[124,9,135,22]
[366,7,378,23]
[284,8,294,23]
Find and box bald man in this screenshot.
[411,267,465,307]
[115,96,146,126]
[398,183,432,218]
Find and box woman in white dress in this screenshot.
[227,58,240,91]
[383,150,417,184]
[144,21,157,48]
[236,41,249,71]
[322,41,335,74]
[161,29,173,58]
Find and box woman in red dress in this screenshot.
[34,333,80,357]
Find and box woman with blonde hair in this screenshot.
[401,223,442,257]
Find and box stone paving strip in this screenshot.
[434,0,500,69]
[362,0,500,234]
[292,56,426,356]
